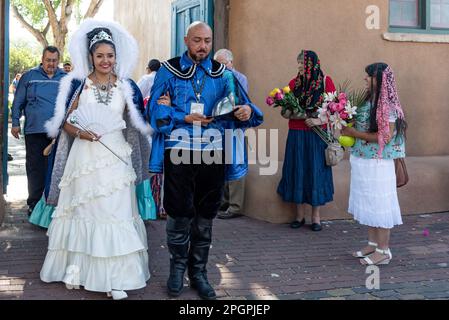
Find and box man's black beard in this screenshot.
[188,51,208,64]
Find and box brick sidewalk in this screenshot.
[1,128,449,300]
[1,201,449,300]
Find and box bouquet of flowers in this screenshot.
[319,91,357,129]
[317,86,362,147]
[266,86,306,119]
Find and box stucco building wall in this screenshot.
[229,0,449,222]
[229,0,449,159]
[114,0,172,80]
[113,0,449,223]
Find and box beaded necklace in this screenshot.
[92,72,114,105]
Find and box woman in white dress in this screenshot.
[40,20,156,300]
[341,63,407,266]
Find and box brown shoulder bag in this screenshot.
[394,158,409,188]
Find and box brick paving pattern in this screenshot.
[1,128,448,300]
[1,203,449,300]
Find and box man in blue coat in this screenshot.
[214,48,249,220]
[148,22,263,300]
[11,46,66,215]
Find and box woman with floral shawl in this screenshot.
[341,63,407,266]
[277,50,336,232]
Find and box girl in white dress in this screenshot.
[40,20,158,300]
[341,63,407,266]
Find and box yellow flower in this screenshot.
[283,86,291,94]
[269,88,281,98]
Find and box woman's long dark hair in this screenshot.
[365,63,407,141]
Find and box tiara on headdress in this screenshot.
[89,30,114,49]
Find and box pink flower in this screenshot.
[336,102,345,112]
[338,93,348,105]
[423,230,430,237]
[275,92,284,101]
[328,102,338,113]
[339,111,349,120]
[266,96,275,106]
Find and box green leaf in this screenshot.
[337,79,367,108]
[11,0,94,54]
[9,41,41,81]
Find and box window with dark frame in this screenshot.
[390,0,420,27]
[389,0,449,33]
[430,0,449,28]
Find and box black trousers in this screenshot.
[164,150,225,220]
[25,133,52,209]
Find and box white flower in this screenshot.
[329,113,347,131]
[323,91,337,102]
[317,106,328,123]
[344,101,357,118]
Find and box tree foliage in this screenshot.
[11,0,104,54]
[9,41,41,82]
[12,0,64,28]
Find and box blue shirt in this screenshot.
[148,53,264,176]
[12,66,66,134]
[231,69,249,93]
[11,79,19,94]
[149,53,232,151]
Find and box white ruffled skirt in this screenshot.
[40,131,150,293]
[348,155,403,229]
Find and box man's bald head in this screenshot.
[186,21,212,37]
[184,21,213,63]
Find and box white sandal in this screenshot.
[353,241,378,258]
[361,248,392,266]
[107,290,128,300]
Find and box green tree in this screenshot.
[9,41,40,82]
[11,0,104,54]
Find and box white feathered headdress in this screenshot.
[45,19,153,138]
[69,19,138,79]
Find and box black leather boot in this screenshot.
[188,217,216,300]
[166,216,192,297]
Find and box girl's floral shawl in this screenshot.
[377,66,405,157]
[293,50,325,112]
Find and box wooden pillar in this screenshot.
[0,0,7,225]
[213,0,229,51]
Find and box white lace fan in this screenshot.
[68,104,126,136]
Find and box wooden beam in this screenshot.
[214,0,229,50]
[0,0,6,225]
